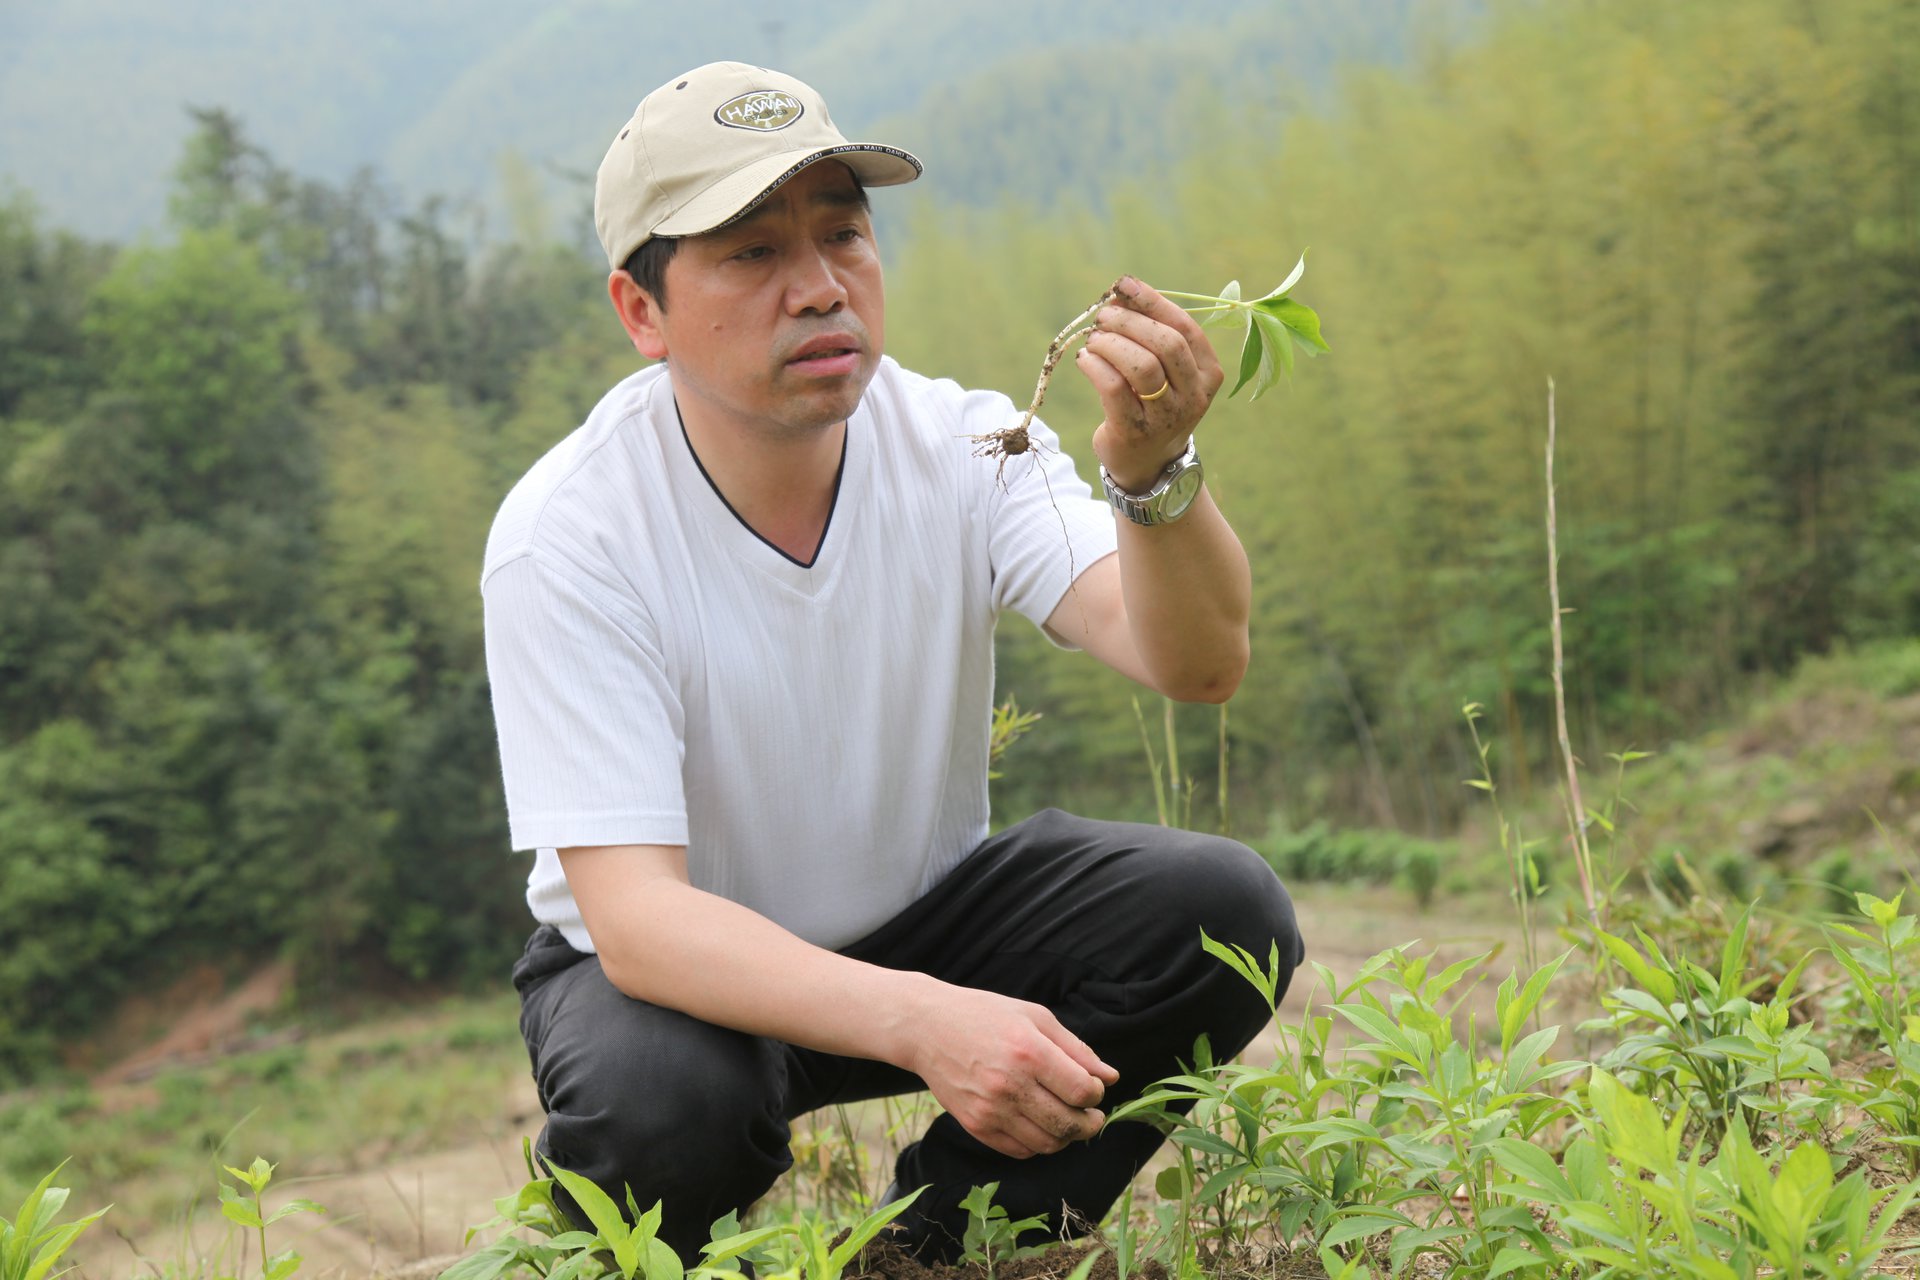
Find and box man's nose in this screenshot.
[784,245,848,315]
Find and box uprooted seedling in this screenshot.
[970,252,1330,474]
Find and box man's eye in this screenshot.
[830,227,862,244]
[733,246,770,262]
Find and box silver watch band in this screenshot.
[1100,438,1203,526]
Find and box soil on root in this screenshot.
[847,1240,1169,1280]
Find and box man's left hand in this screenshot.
[1076,277,1226,493]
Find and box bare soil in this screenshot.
[848,1239,1169,1280]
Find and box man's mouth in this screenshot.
[786,336,864,376]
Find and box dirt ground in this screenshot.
[65,897,1538,1280]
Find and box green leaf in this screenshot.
[1489,1138,1575,1200]
[827,1185,925,1272]
[1230,315,1263,398]
[1596,931,1677,1005]
[1486,1245,1548,1279]
[263,1249,303,1280]
[645,1236,683,1280]
[544,1165,636,1275]
[1774,1142,1833,1232]
[1588,1069,1675,1175]
[1260,252,1308,300]
[263,1198,326,1225]
[548,1252,603,1280]
[1718,902,1753,996]
[1318,1210,1412,1249]
[218,1182,264,1230]
[1500,952,1568,1052]
[1254,311,1292,392]
[435,1242,524,1280]
[1256,296,1330,353]
[700,1224,785,1269]
[1201,280,1242,328]
[1859,891,1903,929]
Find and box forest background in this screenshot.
[2,0,1916,1085]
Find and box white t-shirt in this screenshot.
[481,357,1118,953]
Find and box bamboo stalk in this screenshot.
[1546,377,1600,923]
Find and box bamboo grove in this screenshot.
[1,0,1915,1075]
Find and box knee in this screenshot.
[1143,834,1306,1049]
[580,1026,782,1157]
[536,992,789,1247]
[1154,832,1304,973]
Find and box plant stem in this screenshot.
[979,293,1113,455]
[1546,377,1601,925]
[1217,703,1230,836]
[1133,696,1170,827]
[253,1186,271,1280]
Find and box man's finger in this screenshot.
[1114,276,1211,349]
[1083,330,1175,405]
[1075,345,1150,434]
[1039,1014,1119,1085]
[1091,306,1201,399]
[1030,1020,1118,1107]
[1114,276,1225,389]
[1006,1109,1077,1156]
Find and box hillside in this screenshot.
[0,0,1470,242]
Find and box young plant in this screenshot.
[217,1157,325,1280]
[1114,932,1583,1276]
[1,1163,108,1280]
[956,1183,1048,1280]
[441,1141,688,1280]
[1495,1074,1920,1279]
[782,1186,925,1280]
[986,696,1042,780]
[971,255,1327,465]
[1581,904,1820,1146]
[1822,890,1920,1177]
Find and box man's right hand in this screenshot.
[902,983,1120,1159]
[559,845,1120,1160]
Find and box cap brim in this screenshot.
[653,144,923,238]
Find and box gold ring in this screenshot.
[1139,380,1171,402]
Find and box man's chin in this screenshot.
[783,355,877,423]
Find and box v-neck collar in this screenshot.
[660,381,866,597]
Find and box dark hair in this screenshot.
[621,236,680,312]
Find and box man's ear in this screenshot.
[608,270,668,360]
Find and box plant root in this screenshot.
[969,284,1120,482]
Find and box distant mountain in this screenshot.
[0,0,1474,243]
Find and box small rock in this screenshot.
[1775,800,1822,828]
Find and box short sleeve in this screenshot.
[970,396,1120,636]
[482,554,689,851]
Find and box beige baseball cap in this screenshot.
[594,61,923,269]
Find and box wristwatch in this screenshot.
[1100,438,1204,526]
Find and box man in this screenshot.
[482,62,1303,1261]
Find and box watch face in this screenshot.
[1160,466,1203,520]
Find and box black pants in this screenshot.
[511,809,1304,1261]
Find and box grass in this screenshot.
[0,992,527,1240]
[14,621,1920,1280]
